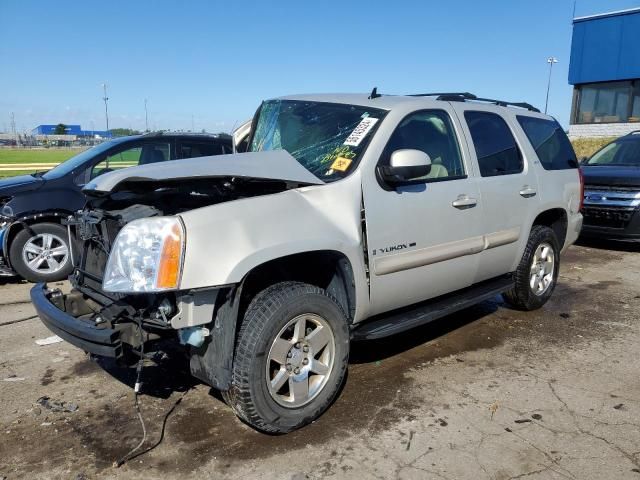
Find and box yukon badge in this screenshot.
[373,242,416,256]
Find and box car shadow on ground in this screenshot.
[350,299,501,364]
[92,344,198,400]
[576,236,640,253]
[92,298,504,400]
[0,275,25,286]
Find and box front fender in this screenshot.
[178,173,370,320]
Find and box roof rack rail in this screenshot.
[408,92,541,113]
[408,92,477,99]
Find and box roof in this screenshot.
[142,131,232,141]
[574,6,640,23]
[277,92,546,116]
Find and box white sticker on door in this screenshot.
[343,117,379,147]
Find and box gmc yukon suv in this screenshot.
[32,91,583,433]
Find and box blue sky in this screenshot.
[1,0,639,133]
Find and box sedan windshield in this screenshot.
[43,138,128,179]
[249,100,387,181]
[587,137,640,167]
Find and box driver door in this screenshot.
[362,108,485,315]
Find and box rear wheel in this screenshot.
[223,281,349,433]
[503,225,560,311]
[8,223,73,283]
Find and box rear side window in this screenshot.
[517,116,577,170]
[179,142,223,159]
[464,111,523,177]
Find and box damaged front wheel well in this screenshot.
[239,251,356,323]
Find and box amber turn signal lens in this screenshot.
[156,222,184,289]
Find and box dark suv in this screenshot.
[0,132,232,282]
[581,131,640,241]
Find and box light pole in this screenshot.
[102,83,110,134]
[144,98,149,132]
[545,57,558,114]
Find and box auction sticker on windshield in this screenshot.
[344,117,379,147]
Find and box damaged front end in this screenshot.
[30,158,318,386]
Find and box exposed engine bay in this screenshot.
[48,176,303,358]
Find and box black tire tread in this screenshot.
[223,281,348,433]
[503,225,559,311]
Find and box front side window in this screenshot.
[517,116,578,170]
[91,142,170,178]
[464,111,523,177]
[249,100,387,181]
[587,138,640,166]
[382,110,465,180]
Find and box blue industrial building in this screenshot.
[31,124,112,138]
[568,7,640,137]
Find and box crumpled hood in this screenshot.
[581,165,640,187]
[0,174,45,196]
[83,150,324,194]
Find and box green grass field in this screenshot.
[0,148,141,178]
[0,149,80,178]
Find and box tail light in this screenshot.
[578,168,585,212]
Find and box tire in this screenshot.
[223,281,350,433]
[503,225,560,311]
[8,222,74,283]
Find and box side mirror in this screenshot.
[580,156,589,165]
[378,149,432,186]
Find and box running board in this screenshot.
[351,275,514,341]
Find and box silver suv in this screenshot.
[32,91,583,433]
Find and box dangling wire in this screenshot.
[114,317,147,468]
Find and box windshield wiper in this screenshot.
[31,171,45,178]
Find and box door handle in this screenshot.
[519,186,537,198]
[452,195,478,209]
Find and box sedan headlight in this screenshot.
[103,216,185,293]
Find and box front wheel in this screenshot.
[503,225,560,311]
[223,281,350,433]
[8,223,74,283]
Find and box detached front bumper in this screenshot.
[31,283,123,358]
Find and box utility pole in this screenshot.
[144,98,149,132]
[545,57,558,114]
[102,83,110,134]
[191,114,195,132]
[9,112,17,145]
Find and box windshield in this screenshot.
[587,137,640,167]
[249,100,387,181]
[42,139,127,179]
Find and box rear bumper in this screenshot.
[31,283,123,358]
[562,212,583,252]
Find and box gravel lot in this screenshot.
[1,240,639,480]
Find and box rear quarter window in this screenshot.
[517,116,578,170]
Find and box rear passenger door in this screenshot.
[453,107,541,282]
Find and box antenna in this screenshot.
[368,87,381,99]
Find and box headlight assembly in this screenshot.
[103,216,185,293]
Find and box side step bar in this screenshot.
[351,274,514,341]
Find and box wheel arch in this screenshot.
[238,250,357,324]
[532,208,568,250]
[3,211,72,269]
